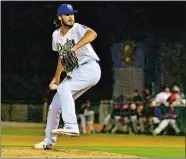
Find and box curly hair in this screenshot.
[53,17,61,29]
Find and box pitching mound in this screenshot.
[2,148,142,158]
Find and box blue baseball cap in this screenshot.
[57,4,78,16]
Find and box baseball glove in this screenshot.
[58,41,79,74]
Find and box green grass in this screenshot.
[81,133,185,138]
[1,129,44,136]
[2,145,185,158]
[2,129,184,139]
[66,146,185,158]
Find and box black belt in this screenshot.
[81,60,99,65]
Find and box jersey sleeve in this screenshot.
[76,23,91,38]
[52,32,58,51]
[154,94,160,103]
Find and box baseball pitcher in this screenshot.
[34,3,101,150]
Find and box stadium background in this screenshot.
[1,1,186,158]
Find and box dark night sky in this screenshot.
[1,1,185,101]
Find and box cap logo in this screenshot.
[67,4,72,10]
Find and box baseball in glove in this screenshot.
[57,41,79,76]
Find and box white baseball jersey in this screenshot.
[154,92,171,104]
[52,23,100,65]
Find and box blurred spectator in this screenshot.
[146,100,162,133]
[168,85,185,107]
[132,89,143,105]
[142,88,152,105]
[100,100,113,133]
[117,95,127,105]
[153,102,180,135]
[154,86,171,106]
[120,103,130,134]
[129,103,138,134]
[107,104,122,133]
[78,100,95,134]
[102,100,111,117]
[98,86,184,135]
[100,113,111,133]
[136,103,147,134]
[84,100,95,133]
[78,101,87,134]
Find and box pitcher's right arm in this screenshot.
[49,56,64,89]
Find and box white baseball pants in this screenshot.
[103,114,111,126]
[154,119,180,134]
[148,117,161,132]
[44,60,101,144]
[78,110,95,133]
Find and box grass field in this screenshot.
[1,122,185,158]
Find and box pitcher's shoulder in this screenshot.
[74,23,87,29]
[52,28,60,37]
[74,23,88,28]
[74,23,80,27]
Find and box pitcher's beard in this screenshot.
[62,19,74,28]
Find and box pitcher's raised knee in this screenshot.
[57,83,71,96]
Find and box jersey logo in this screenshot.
[66,38,75,46]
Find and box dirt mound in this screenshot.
[2,148,142,158]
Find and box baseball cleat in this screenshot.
[52,126,80,137]
[34,141,53,150]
